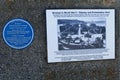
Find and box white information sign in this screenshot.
[46,9,115,63]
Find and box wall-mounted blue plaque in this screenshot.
[3,18,34,49]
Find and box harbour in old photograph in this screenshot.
[58,19,106,50]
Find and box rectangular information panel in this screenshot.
[46,9,115,63]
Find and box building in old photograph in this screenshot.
[58,19,106,50]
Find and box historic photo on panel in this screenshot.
[58,19,106,50]
[46,9,115,63]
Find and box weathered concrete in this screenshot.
[0,0,119,80]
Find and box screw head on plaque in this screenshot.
[3,18,34,49]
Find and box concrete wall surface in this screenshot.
[0,0,119,80]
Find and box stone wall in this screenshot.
[0,0,119,80]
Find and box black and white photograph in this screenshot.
[46,9,115,63]
[58,19,106,50]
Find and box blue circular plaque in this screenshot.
[3,18,34,49]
